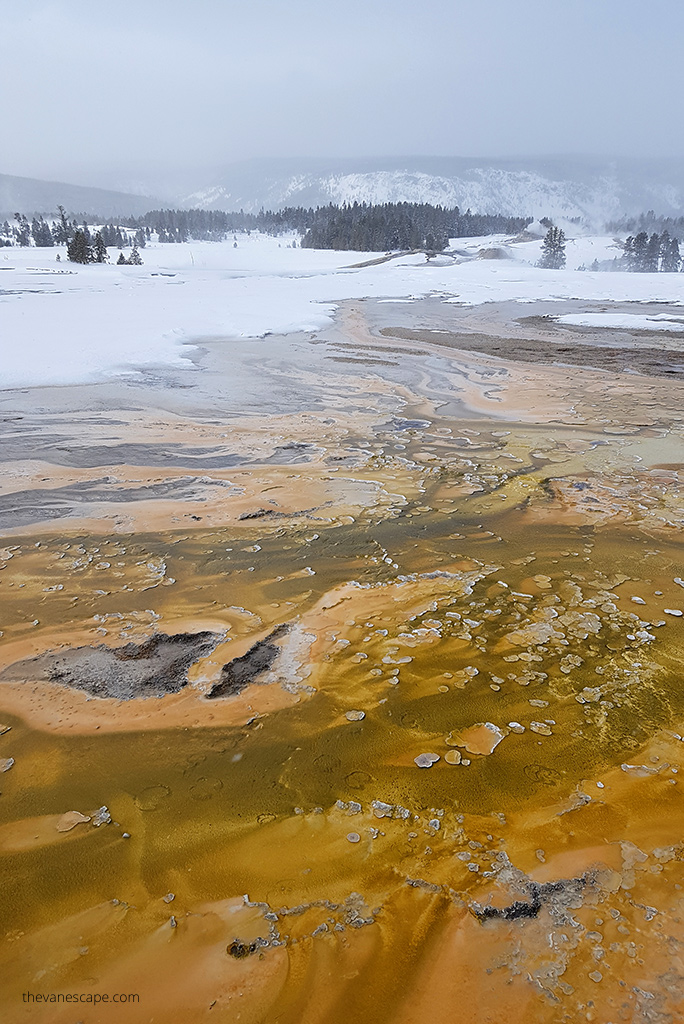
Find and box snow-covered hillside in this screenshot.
[6,157,684,227]
[181,157,684,226]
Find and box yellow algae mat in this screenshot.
[1,304,683,1023]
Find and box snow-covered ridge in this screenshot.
[181,158,684,227]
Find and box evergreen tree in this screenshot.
[52,205,71,246]
[128,245,143,265]
[31,216,54,247]
[93,232,108,263]
[662,236,681,273]
[537,226,566,269]
[14,213,31,247]
[116,251,128,265]
[622,236,636,270]
[644,232,661,272]
[66,230,93,264]
[633,232,649,271]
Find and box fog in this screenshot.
[2,0,684,185]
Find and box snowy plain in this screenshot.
[2,231,684,390]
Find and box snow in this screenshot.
[555,312,684,332]
[182,163,684,223]
[3,232,684,390]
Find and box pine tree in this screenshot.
[662,236,681,273]
[14,213,31,247]
[93,233,108,263]
[31,217,54,247]
[622,236,636,270]
[49,205,71,246]
[116,251,128,265]
[537,226,566,269]
[128,245,143,265]
[644,233,661,272]
[633,232,649,271]
[66,230,93,264]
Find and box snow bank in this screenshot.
[556,312,684,331]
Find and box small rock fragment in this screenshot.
[346,832,361,843]
[414,753,440,768]
[530,722,553,736]
[91,806,112,827]
[162,893,175,903]
[0,757,14,772]
[444,750,462,765]
[345,710,365,721]
[0,725,11,736]
[508,722,525,733]
[664,608,683,617]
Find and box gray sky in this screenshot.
[2,0,683,183]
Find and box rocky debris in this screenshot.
[0,725,11,736]
[445,750,462,765]
[345,710,365,721]
[227,937,269,958]
[370,800,410,819]
[56,811,91,832]
[336,799,362,815]
[206,624,290,699]
[472,874,588,923]
[91,806,111,827]
[0,757,14,772]
[346,832,361,843]
[162,893,175,903]
[0,631,222,700]
[238,508,275,520]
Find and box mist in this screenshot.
[2,0,684,187]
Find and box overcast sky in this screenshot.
[2,0,683,183]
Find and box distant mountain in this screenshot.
[0,173,158,219]
[178,157,684,226]
[7,157,684,229]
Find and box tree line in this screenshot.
[621,231,681,272]
[1,202,531,252]
[3,207,146,250]
[298,203,531,251]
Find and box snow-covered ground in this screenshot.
[2,232,684,390]
[555,312,684,332]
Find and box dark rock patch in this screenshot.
[206,624,290,699]
[472,875,588,923]
[0,631,222,700]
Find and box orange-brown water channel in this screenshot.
[1,299,683,1023]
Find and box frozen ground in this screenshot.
[2,231,684,389]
